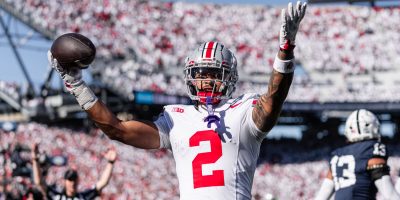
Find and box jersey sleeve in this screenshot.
[243,94,269,142]
[154,108,172,150]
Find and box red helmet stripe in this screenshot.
[204,41,216,59]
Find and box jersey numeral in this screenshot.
[189,130,224,189]
[330,155,356,190]
[373,143,386,157]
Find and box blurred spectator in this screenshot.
[2,1,400,102]
[23,187,44,200]
[0,122,399,199]
[31,143,117,200]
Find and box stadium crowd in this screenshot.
[2,0,400,199]
[3,0,400,102]
[0,122,399,199]
[0,123,179,199]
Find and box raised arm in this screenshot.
[314,169,335,200]
[31,143,47,195]
[95,149,117,191]
[86,101,160,149]
[252,1,307,132]
[47,52,160,149]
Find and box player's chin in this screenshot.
[200,85,216,90]
[201,88,216,93]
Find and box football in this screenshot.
[50,33,96,69]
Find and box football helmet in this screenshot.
[184,42,238,104]
[344,109,380,142]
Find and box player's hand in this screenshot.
[47,50,83,87]
[104,148,117,163]
[279,1,307,51]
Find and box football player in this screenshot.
[315,109,400,200]
[48,1,306,199]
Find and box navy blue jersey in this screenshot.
[329,140,388,200]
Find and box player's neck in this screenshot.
[198,101,221,110]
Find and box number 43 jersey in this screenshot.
[154,93,267,200]
[329,140,388,200]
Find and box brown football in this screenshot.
[50,33,96,69]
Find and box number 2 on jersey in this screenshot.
[189,130,225,189]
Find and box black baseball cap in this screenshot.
[64,169,78,181]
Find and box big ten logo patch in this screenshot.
[172,107,184,113]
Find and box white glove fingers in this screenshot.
[47,50,64,73]
[288,2,294,21]
[295,1,302,22]
[285,9,290,31]
[47,50,53,63]
[299,2,307,21]
[281,8,286,23]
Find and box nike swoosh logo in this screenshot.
[230,102,241,108]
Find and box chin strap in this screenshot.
[204,96,221,129]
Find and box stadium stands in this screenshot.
[0,123,179,199]
[1,123,399,199]
[0,81,20,102]
[2,0,400,102]
[1,1,400,199]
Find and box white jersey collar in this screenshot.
[197,99,232,113]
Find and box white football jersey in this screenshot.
[154,93,268,200]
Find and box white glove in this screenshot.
[279,1,307,50]
[47,51,83,91]
[47,50,97,110]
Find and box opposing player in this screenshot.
[314,109,400,200]
[48,2,307,199]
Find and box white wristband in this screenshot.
[69,82,98,110]
[273,55,295,73]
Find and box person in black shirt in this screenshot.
[23,187,44,200]
[31,143,116,200]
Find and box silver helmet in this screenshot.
[184,42,238,103]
